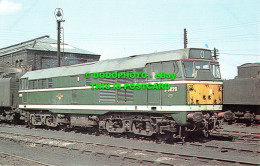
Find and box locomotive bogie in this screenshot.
[22,110,224,139]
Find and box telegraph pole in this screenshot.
[184,28,188,48]
[55,8,65,67]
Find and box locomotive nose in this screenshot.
[187,84,223,105]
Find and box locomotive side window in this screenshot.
[210,63,221,78]
[162,62,174,76]
[148,63,161,81]
[183,61,194,77]
[162,61,181,80]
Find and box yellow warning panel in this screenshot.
[187,84,222,105]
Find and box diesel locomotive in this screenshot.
[17,48,228,139]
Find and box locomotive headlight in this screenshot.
[19,93,22,97]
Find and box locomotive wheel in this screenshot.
[27,121,34,129]
[202,129,209,137]
[31,115,37,126]
[105,119,124,133]
[45,116,57,127]
[132,121,153,136]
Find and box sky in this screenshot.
[0,0,259,79]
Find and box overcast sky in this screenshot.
[0,0,259,79]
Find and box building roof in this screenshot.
[22,48,191,80]
[0,35,100,56]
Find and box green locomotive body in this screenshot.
[18,48,226,138]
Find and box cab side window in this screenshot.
[148,63,161,82]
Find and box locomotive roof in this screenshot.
[22,48,198,80]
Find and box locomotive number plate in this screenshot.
[164,86,177,92]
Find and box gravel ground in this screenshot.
[222,123,260,133]
[0,138,122,166]
[0,152,44,166]
[0,124,259,166]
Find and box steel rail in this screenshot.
[0,151,54,166]
[0,130,259,165]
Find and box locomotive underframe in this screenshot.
[223,104,260,122]
[0,107,20,122]
[21,110,224,139]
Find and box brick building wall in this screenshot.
[0,36,101,72]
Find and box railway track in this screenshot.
[212,129,260,143]
[0,130,259,165]
[186,140,259,154]
[0,151,53,166]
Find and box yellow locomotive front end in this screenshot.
[187,84,222,105]
[172,48,234,137]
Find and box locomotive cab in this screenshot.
[165,49,226,135]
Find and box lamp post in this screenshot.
[54,8,65,67]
